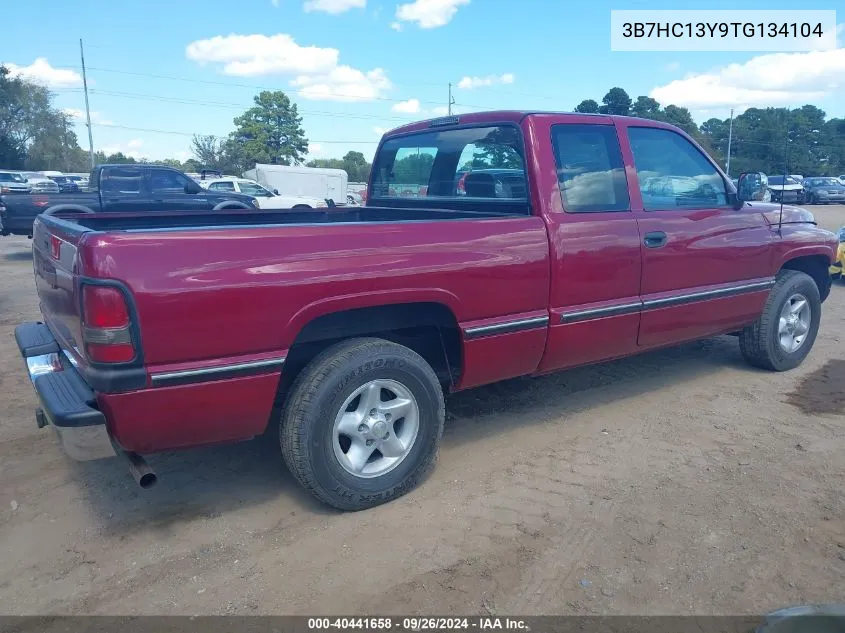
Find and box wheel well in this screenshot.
[275,302,462,409]
[781,255,831,302]
[292,204,312,209]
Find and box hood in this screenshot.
[746,202,816,226]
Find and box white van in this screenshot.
[244,164,347,205]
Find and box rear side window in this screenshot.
[551,124,629,213]
[100,167,145,195]
[628,127,728,210]
[209,181,236,192]
[371,125,528,212]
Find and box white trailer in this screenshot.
[244,164,348,205]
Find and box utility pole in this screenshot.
[448,82,455,116]
[80,39,95,169]
[725,108,734,176]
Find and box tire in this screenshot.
[739,270,821,371]
[280,337,445,511]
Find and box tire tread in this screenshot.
[280,337,444,510]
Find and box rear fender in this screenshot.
[284,289,463,346]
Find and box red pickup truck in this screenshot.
[16,111,838,511]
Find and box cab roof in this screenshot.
[381,110,680,137]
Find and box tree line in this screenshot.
[576,88,845,176]
[3,62,843,180]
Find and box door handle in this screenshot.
[643,231,668,248]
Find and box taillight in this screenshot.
[81,285,136,363]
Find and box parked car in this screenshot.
[0,170,33,194]
[201,177,330,209]
[21,172,60,194]
[803,177,845,204]
[837,175,845,186]
[831,226,845,280]
[48,175,80,193]
[767,175,805,204]
[0,164,259,237]
[65,174,90,189]
[14,111,838,511]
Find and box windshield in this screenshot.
[807,178,840,186]
[768,176,798,185]
[0,173,25,183]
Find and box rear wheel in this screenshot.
[739,270,820,371]
[280,337,445,510]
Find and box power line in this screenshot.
[57,87,422,123]
[90,121,380,143]
[56,64,492,108]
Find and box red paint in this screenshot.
[29,111,839,455]
[98,373,280,453]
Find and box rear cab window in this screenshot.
[370,125,529,214]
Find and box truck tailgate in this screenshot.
[32,216,87,365]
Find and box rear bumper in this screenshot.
[15,322,116,461]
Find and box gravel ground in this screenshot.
[1,206,844,616]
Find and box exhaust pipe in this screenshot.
[119,449,158,489]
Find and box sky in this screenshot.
[3,0,844,163]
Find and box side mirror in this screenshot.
[735,172,769,208]
[184,181,202,194]
[273,188,279,195]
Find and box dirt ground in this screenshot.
[1,207,844,616]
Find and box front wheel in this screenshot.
[739,270,821,371]
[280,338,445,510]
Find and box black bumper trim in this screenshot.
[16,322,106,428]
[15,322,59,358]
[33,369,106,428]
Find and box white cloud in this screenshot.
[457,73,514,89]
[392,98,421,113]
[395,0,469,29]
[4,58,82,88]
[308,142,323,154]
[187,33,390,102]
[650,47,845,110]
[431,105,472,116]
[63,108,115,126]
[304,0,365,13]
[186,34,338,76]
[292,66,390,101]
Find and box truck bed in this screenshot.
[60,205,524,233]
